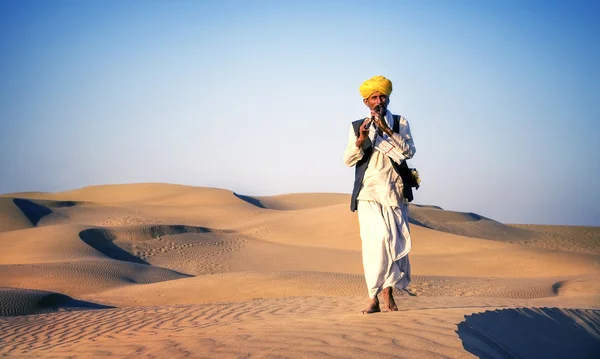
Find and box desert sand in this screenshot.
[0,183,599,358]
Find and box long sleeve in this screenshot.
[343,124,364,167]
[373,117,415,164]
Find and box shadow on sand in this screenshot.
[233,192,266,209]
[457,307,600,358]
[79,228,149,265]
[13,198,53,226]
[0,287,114,317]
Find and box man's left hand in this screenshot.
[373,116,392,136]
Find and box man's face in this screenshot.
[363,91,390,112]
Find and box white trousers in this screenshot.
[357,200,412,298]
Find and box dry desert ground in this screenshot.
[1,183,599,358]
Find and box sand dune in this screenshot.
[0,287,112,316]
[1,183,599,358]
[408,204,538,241]
[241,192,350,210]
[0,198,35,232]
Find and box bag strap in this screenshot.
[393,114,400,133]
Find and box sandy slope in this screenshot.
[1,183,599,358]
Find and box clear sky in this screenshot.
[1,0,599,226]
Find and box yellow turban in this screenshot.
[359,75,393,99]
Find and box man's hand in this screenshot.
[355,118,372,147]
[373,115,393,136]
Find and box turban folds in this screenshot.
[359,75,393,99]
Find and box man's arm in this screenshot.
[371,116,416,163]
[343,121,370,167]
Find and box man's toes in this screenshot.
[361,308,380,314]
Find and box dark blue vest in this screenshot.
[350,115,413,211]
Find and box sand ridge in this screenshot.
[1,183,599,358]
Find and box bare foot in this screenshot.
[361,297,380,314]
[381,287,398,311]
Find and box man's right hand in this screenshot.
[355,118,372,147]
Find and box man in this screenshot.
[343,75,416,313]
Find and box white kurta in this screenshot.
[343,110,416,298]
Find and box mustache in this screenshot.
[374,104,387,116]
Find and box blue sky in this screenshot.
[1,0,599,226]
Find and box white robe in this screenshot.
[358,200,411,298]
[343,110,416,298]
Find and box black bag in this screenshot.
[394,160,420,202]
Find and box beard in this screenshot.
[373,104,387,117]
